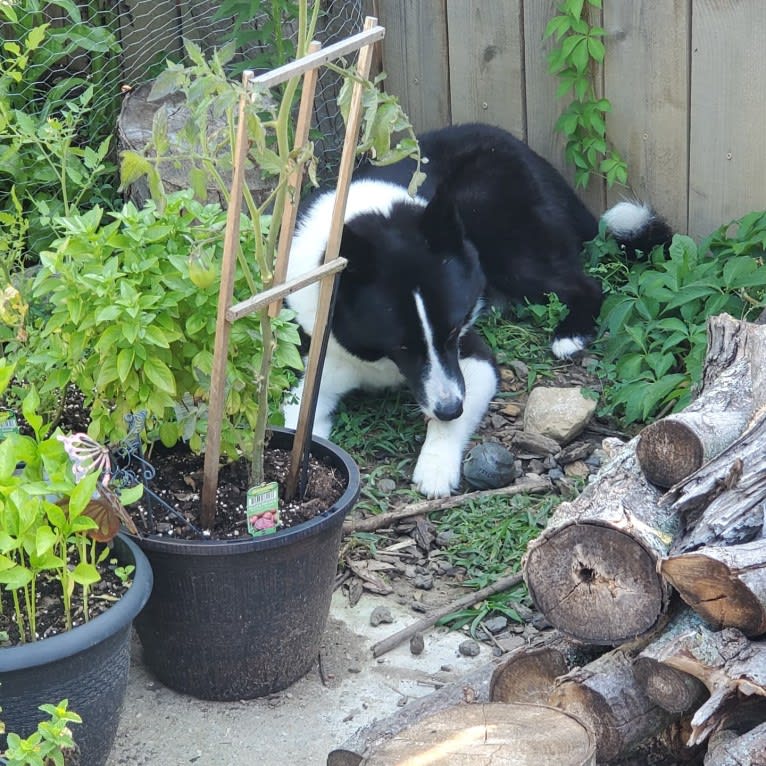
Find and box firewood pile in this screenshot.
[511,312,766,764]
[329,313,766,765]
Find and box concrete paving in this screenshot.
[107,590,493,766]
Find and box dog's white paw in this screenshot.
[412,444,462,498]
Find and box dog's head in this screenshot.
[334,185,486,421]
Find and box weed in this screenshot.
[590,211,766,424]
[544,0,627,189]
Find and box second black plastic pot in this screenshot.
[131,428,360,700]
[0,534,153,766]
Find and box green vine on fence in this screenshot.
[544,0,627,189]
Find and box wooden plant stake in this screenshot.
[200,19,386,524]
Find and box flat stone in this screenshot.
[523,386,598,444]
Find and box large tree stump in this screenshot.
[660,539,766,636]
[704,722,766,765]
[361,703,596,765]
[548,647,675,762]
[523,443,679,644]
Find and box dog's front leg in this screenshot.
[412,356,498,498]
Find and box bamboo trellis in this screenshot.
[199,17,385,523]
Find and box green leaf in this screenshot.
[71,561,101,586]
[117,347,134,383]
[143,357,176,395]
[119,151,154,189]
[68,470,100,518]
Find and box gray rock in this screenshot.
[458,639,481,657]
[412,573,434,590]
[409,633,425,655]
[482,616,508,634]
[523,386,597,444]
[369,606,394,627]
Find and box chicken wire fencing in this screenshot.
[1,0,366,179]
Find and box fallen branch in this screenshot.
[370,571,524,658]
[342,476,551,535]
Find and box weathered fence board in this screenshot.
[373,0,766,239]
[603,0,690,235]
[375,0,450,132]
[523,0,606,215]
[688,1,766,238]
[446,1,525,137]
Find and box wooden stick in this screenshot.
[343,477,551,534]
[285,16,379,500]
[200,72,252,525]
[268,39,322,319]
[370,571,524,658]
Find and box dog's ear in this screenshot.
[340,223,377,282]
[420,186,465,253]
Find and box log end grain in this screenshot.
[489,647,570,704]
[636,419,704,489]
[633,656,708,713]
[660,555,766,637]
[362,703,596,766]
[524,524,666,644]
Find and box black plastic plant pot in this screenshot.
[0,534,153,766]
[130,428,360,701]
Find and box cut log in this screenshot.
[490,631,602,705]
[636,410,750,489]
[704,721,766,766]
[665,410,766,553]
[360,703,596,765]
[548,647,674,762]
[634,611,766,745]
[327,660,497,764]
[635,312,766,489]
[660,539,766,636]
[634,611,710,714]
[523,442,679,644]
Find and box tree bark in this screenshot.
[635,312,766,489]
[664,410,766,553]
[548,646,675,762]
[523,443,679,644]
[660,539,766,636]
[634,611,766,745]
[327,660,498,764]
[636,410,750,489]
[704,722,766,766]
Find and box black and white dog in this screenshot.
[283,123,670,497]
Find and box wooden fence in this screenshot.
[372,0,766,240]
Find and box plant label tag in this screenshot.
[246,481,280,537]
[0,412,19,441]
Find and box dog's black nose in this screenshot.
[433,401,463,421]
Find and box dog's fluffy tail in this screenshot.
[601,201,673,257]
